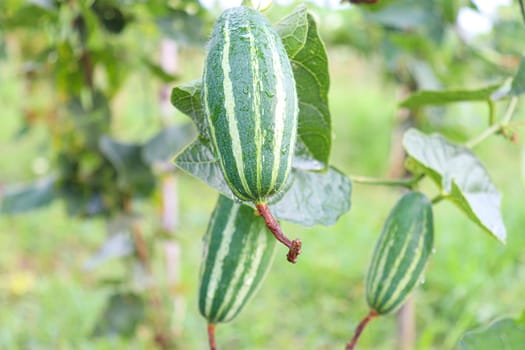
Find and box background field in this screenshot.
[1,3,525,349]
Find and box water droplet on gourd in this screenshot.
[431,248,436,254]
[419,277,426,285]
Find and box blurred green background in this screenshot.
[1,0,525,349]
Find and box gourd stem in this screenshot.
[349,174,423,189]
[465,97,518,149]
[207,324,217,350]
[346,309,379,350]
[256,203,302,263]
[431,194,446,205]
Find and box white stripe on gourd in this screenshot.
[247,24,264,195]
[262,24,288,192]
[220,14,254,199]
[203,202,240,316]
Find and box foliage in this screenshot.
[1,0,525,349]
[458,317,525,350]
[0,0,210,346]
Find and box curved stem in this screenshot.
[465,97,519,149]
[488,100,495,126]
[431,194,446,205]
[346,309,379,350]
[256,203,302,263]
[350,174,423,189]
[518,0,525,22]
[207,324,217,350]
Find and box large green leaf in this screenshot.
[84,216,135,270]
[275,6,331,170]
[174,139,351,226]
[1,176,56,214]
[510,56,525,96]
[174,139,234,197]
[399,84,501,108]
[92,292,145,338]
[170,80,208,140]
[156,6,206,45]
[403,128,506,242]
[361,0,433,31]
[141,57,178,83]
[99,137,155,196]
[141,123,195,165]
[271,167,351,226]
[458,318,525,350]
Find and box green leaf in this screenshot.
[84,231,134,270]
[92,292,145,338]
[174,139,351,226]
[3,3,58,27]
[91,0,128,34]
[174,139,234,197]
[458,318,525,350]
[170,80,209,140]
[510,56,525,96]
[399,84,501,108]
[67,91,111,150]
[276,6,331,170]
[403,128,506,242]
[99,137,155,196]
[156,8,206,45]
[1,176,56,214]
[141,57,178,83]
[361,0,432,30]
[141,123,196,165]
[270,167,351,226]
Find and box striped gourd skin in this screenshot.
[202,6,298,203]
[366,192,434,315]
[199,195,276,323]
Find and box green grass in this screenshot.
[1,42,525,350]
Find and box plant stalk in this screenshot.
[207,324,217,350]
[518,0,525,22]
[350,174,423,189]
[255,203,301,263]
[124,197,172,349]
[431,194,446,205]
[488,99,495,126]
[346,309,379,350]
[465,97,518,149]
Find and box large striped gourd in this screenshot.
[366,191,434,315]
[202,6,298,203]
[199,195,276,323]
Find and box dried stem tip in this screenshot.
[255,203,302,263]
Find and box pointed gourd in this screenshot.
[202,6,298,203]
[199,195,276,323]
[366,191,434,315]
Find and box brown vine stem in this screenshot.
[207,324,217,350]
[255,202,302,263]
[346,309,379,350]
